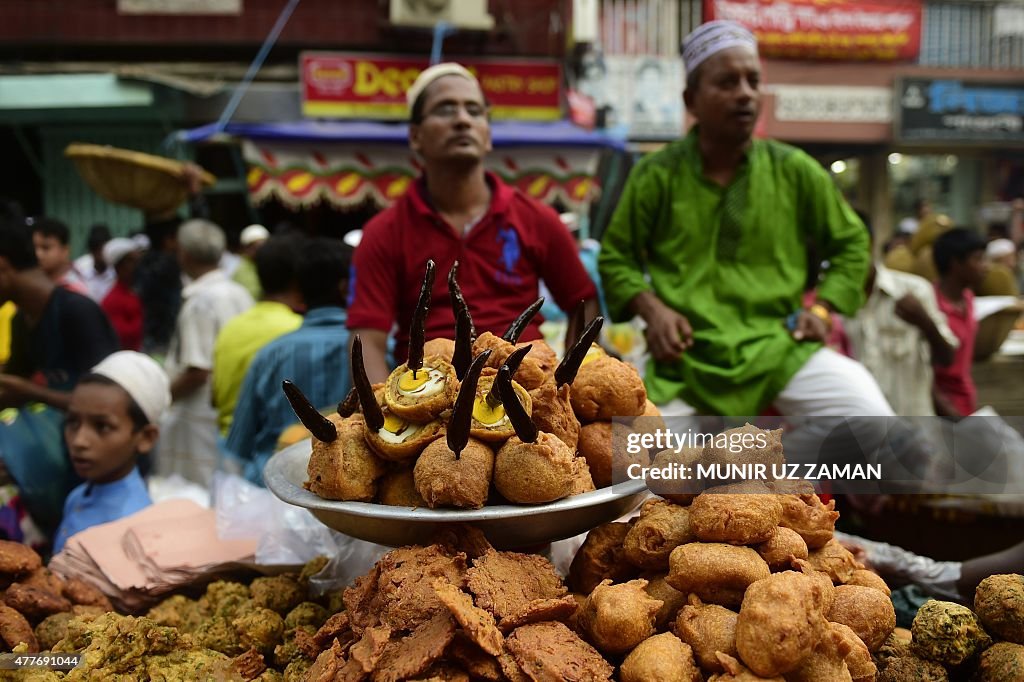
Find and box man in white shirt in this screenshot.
[160,219,253,484]
[73,224,115,302]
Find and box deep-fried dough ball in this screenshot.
[708,653,785,681]
[34,612,73,651]
[22,567,64,596]
[577,420,650,489]
[570,355,647,422]
[494,433,575,504]
[667,543,770,608]
[568,456,596,495]
[701,424,785,479]
[234,607,285,656]
[305,413,386,501]
[644,574,686,630]
[976,642,1024,682]
[473,332,548,391]
[250,576,303,615]
[648,447,704,505]
[568,522,638,595]
[783,623,854,682]
[827,584,895,652]
[846,569,891,596]
[623,499,695,571]
[689,490,781,545]
[0,540,42,576]
[284,602,329,630]
[830,622,877,682]
[778,494,839,549]
[529,381,581,452]
[975,574,1024,644]
[793,560,836,614]
[2,604,41,653]
[4,583,71,620]
[807,539,861,584]
[377,467,427,507]
[578,579,661,655]
[735,571,830,677]
[674,597,738,673]
[62,576,113,610]
[877,654,948,681]
[415,438,494,509]
[755,527,808,571]
[620,632,701,682]
[911,600,992,667]
[423,338,455,363]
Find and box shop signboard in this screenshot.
[118,0,241,13]
[772,85,892,123]
[301,53,562,121]
[896,78,1024,143]
[703,0,922,61]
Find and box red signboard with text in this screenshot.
[301,53,563,121]
[704,0,922,61]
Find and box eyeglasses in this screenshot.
[425,102,489,120]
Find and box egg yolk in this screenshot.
[472,397,507,426]
[399,370,429,392]
[383,413,406,433]
[580,344,605,367]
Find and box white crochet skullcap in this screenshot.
[91,351,171,426]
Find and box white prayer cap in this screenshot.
[90,351,171,426]
[898,217,920,234]
[407,62,479,110]
[102,237,142,267]
[682,20,758,78]
[240,224,270,247]
[987,238,1016,259]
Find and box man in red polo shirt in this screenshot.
[348,63,600,383]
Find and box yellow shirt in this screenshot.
[212,301,302,434]
[0,302,16,366]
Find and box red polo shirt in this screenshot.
[348,172,597,364]
[933,285,977,416]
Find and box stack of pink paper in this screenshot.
[49,499,258,612]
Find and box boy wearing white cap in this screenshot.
[600,20,892,418]
[53,351,171,552]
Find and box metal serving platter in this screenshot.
[264,439,649,549]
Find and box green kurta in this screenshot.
[599,130,869,415]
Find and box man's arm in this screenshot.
[958,539,1024,598]
[933,385,964,420]
[894,294,956,366]
[0,375,71,410]
[171,367,210,402]
[351,329,390,385]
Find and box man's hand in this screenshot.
[894,294,931,330]
[641,302,693,363]
[0,374,33,403]
[180,162,206,197]
[790,310,829,342]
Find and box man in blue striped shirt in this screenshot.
[224,238,352,485]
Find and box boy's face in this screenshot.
[32,233,69,277]
[958,250,989,290]
[65,383,157,485]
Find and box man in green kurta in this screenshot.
[599,20,893,417]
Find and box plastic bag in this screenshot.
[212,472,386,592]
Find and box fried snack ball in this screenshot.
[793,559,837,614]
[976,642,1024,682]
[305,413,386,502]
[830,622,877,682]
[234,607,285,656]
[423,338,456,363]
[415,437,495,509]
[518,339,558,377]
[620,632,701,682]
[568,522,638,595]
[473,332,549,391]
[645,574,686,630]
[62,576,113,610]
[505,621,613,682]
[708,653,785,681]
[34,612,73,651]
[975,574,1024,644]
[623,498,695,571]
[494,432,575,504]
[674,597,738,673]
[378,467,428,507]
[284,602,328,630]
[0,541,42,577]
[735,571,830,677]
[147,595,203,632]
[911,599,992,666]
[778,494,839,550]
[197,615,245,656]
[702,424,785,475]
[529,381,581,451]
[827,584,896,652]
[807,538,862,584]
[250,576,304,616]
[569,456,596,495]
[648,446,705,505]
[200,580,252,617]
[22,567,64,596]
[689,490,782,545]
[755,527,808,571]
[877,654,948,681]
[4,582,72,620]
[576,420,650,489]
[847,569,891,596]
[783,623,854,682]
[667,543,770,608]
[571,354,647,422]
[578,579,661,655]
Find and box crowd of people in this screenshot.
[0,22,1020,581]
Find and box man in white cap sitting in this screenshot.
[600,20,892,418]
[348,63,600,384]
[232,224,270,300]
[53,351,171,552]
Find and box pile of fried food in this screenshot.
[288,260,654,509]
[875,577,1024,682]
[0,540,112,654]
